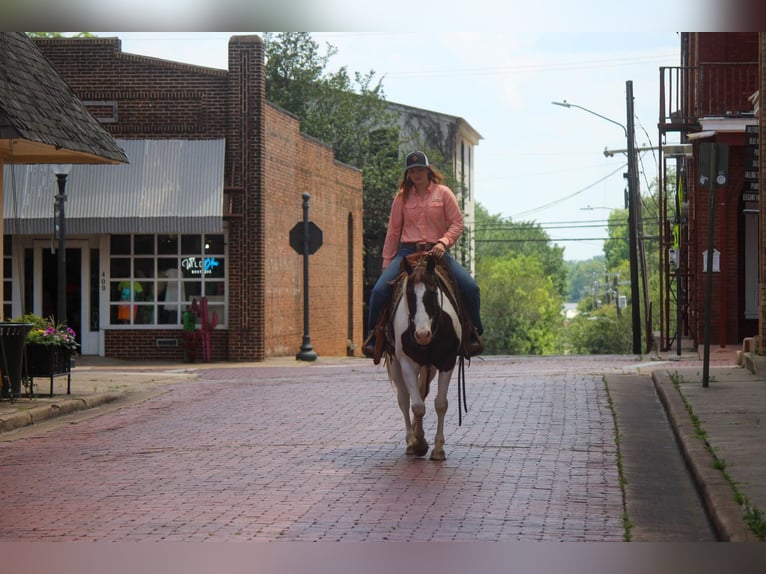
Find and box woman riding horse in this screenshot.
[364,151,483,362]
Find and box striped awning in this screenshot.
[3,139,225,234]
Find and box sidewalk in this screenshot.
[651,344,766,541]
[0,355,201,433]
[0,354,335,434]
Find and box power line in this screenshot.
[510,163,627,218]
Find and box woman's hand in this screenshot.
[431,241,446,259]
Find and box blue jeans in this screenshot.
[367,246,483,335]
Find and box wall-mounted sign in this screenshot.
[181,256,221,276]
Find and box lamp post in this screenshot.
[51,164,71,325]
[552,88,642,354]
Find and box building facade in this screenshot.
[4,35,363,361]
[658,32,760,350]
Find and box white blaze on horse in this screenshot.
[384,253,463,461]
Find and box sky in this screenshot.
[92,30,689,261]
[10,0,729,261]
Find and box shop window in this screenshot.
[109,233,226,327]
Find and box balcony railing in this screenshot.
[660,62,758,130]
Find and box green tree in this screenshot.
[474,202,567,298]
[261,33,403,330]
[603,208,630,270]
[478,254,564,355]
[565,256,606,302]
[566,305,632,354]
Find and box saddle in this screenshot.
[367,253,483,364]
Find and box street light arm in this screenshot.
[551,100,627,137]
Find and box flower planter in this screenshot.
[25,343,72,397]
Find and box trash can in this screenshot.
[0,322,32,398]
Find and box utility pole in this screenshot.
[625,81,642,355]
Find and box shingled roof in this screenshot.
[0,32,127,165]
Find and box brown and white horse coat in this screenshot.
[385,254,462,461]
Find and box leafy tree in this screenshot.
[603,208,630,270]
[565,256,606,302]
[261,33,403,330]
[474,202,567,298]
[478,254,564,355]
[566,305,632,354]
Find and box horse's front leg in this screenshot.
[401,360,428,456]
[430,369,453,461]
[388,358,416,454]
[395,378,416,454]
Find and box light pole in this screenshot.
[51,164,71,325]
[552,88,642,354]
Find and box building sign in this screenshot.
[181,256,221,277]
[744,124,759,202]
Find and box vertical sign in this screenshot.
[744,124,759,202]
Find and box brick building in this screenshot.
[658,32,760,350]
[3,35,363,361]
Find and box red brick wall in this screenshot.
[686,135,752,345]
[682,33,760,346]
[264,103,364,357]
[35,35,364,361]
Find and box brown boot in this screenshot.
[468,329,484,357]
[363,331,376,359]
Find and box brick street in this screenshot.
[0,356,669,541]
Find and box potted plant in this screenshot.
[20,314,78,396]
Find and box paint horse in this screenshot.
[385,253,463,461]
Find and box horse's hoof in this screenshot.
[413,442,429,457]
[429,449,446,461]
[405,444,417,455]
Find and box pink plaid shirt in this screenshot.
[381,182,464,269]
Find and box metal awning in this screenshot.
[3,139,225,235]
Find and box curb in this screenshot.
[652,370,752,541]
[0,391,126,434]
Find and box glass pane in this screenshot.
[110,258,131,278]
[110,235,131,255]
[204,281,225,297]
[134,305,154,324]
[158,235,178,255]
[135,258,155,279]
[3,258,11,278]
[184,282,202,298]
[204,255,224,278]
[205,235,225,254]
[158,258,179,276]
[134,235,155,255]
[3,235,11,255]
[158,305,180,325]
[181,235,202,254]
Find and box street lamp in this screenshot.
[551,100,628,137]
[50,164,71,325]
[552,86,642,355]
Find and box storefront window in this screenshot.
[109,233,225,327]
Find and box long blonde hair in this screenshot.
[397,164,444,201]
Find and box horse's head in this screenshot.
[402,254,440,347]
